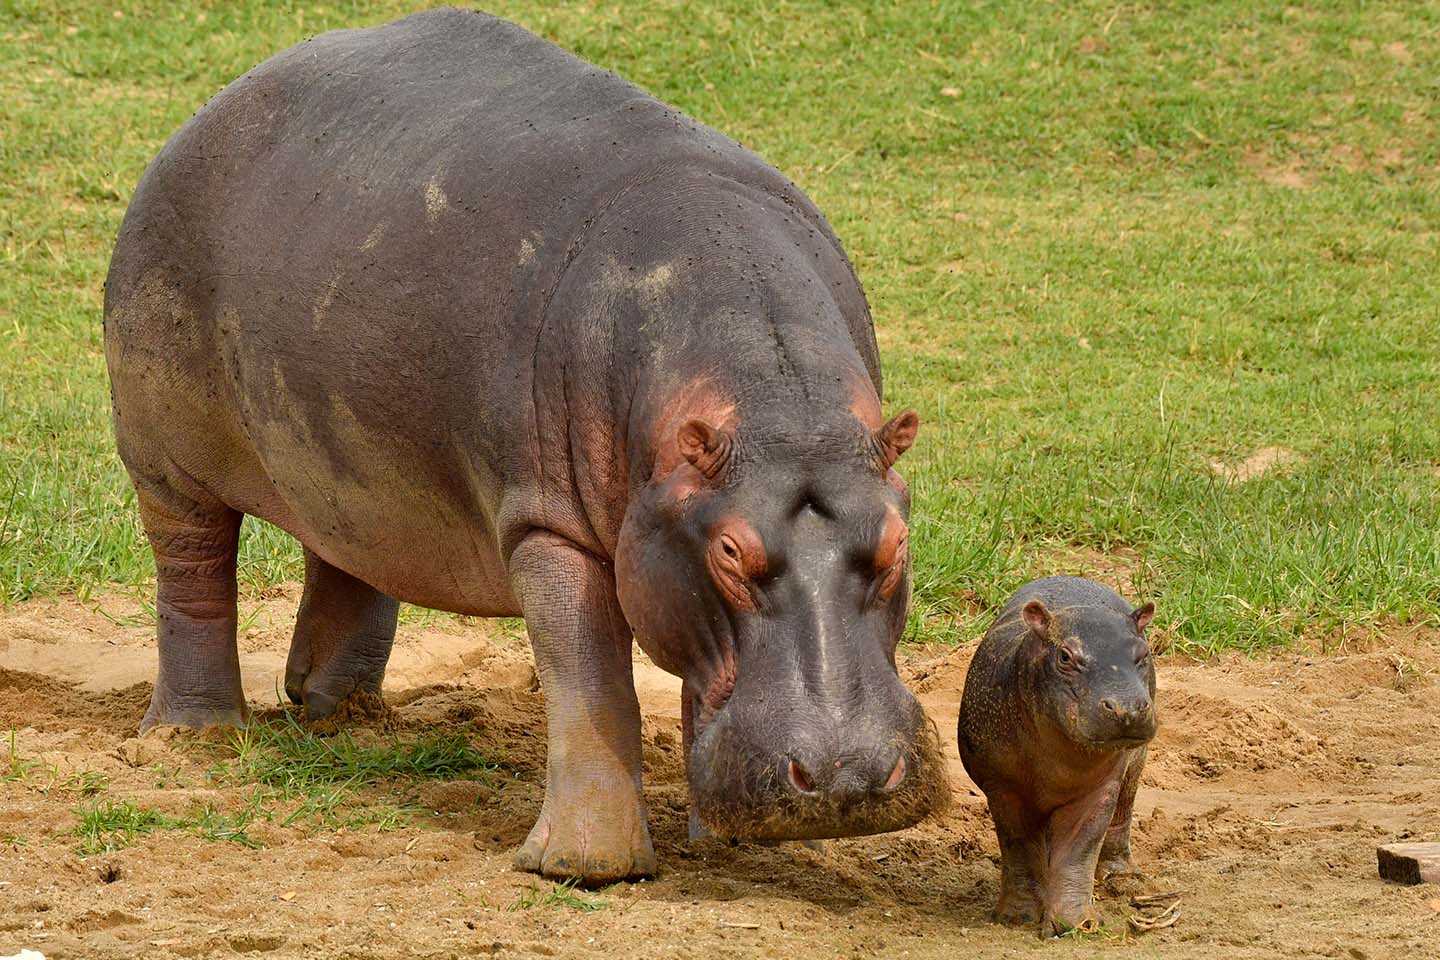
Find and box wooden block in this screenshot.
[1377,842,1440,885]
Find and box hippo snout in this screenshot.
[1089,690,1157,745]
[688,692,949,841]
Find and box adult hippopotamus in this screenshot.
[103,8,947,881]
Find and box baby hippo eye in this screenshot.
[1057,647,1076,668]
[720,536,740,560]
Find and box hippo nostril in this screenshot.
[787,758,816,794]
[882,755,906,791]
[1136,698,1152,714]
[1100,698,1118,715]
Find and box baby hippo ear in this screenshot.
[1021,599,1052,638]
[872,409,920,470]
[1132,602,1155,632]
[677,418,733,480]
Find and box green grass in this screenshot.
[63,717,496,855]
[203,712,497,830]
[1,2,1436,651]
[509,878,613,912]
[72,798,180,855]
[70,798,262,855]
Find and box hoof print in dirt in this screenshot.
[958,576,1159,938]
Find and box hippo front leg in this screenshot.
[987,791,1044,927]
[509,531,656,883]
[1036,787,1120,938]
[1097,747,1146,881]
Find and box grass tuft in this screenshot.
[199,713,497,832]
[508,878,613,912]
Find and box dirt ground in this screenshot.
[2,590,1437,960]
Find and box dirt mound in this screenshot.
[1,593,1438,959]
[1150,690,1340,782]
[0,667,152,732]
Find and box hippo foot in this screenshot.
[284,661,385,722]
[992,891,1041,927]
[515,800,656,884]
[1097,851,1142,878]
[1040,903,1100,940]
[140,694,247,735]
[1097,857,1146,896]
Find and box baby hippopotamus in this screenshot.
[958,576,1157,937]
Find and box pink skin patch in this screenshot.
[649,377,738,482]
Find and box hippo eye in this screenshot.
[1057,647,1079,670]
[720,536,740,560]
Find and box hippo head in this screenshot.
[1018,599,1158,750]
[616,400,948,841]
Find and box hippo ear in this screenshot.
[1021,599,1052,639]
[872,409,920,470]
[1132,602,1155,632]
[677,418,733,481]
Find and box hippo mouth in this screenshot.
[684,701,951,841]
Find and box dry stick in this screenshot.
[1129,902,1181,932]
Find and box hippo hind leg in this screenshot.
[136,485,246,733]
[285,548,399,721]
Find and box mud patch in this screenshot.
[1,592,1438,959]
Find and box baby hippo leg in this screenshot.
[1097,747,1147,880]
[987,791,1044,926]
[1035,784,1121,938]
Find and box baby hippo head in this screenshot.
[1019,598,1158,749]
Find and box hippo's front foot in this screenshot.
[992,888,1041,927]
[284,550,399,721]
[509,532,656,883]
[515,774,656,882]
[1041,903,1100,940]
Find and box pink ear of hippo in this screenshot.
[873,409,920,470]
[1022,599,1053,638]
[677,418,733,480]
[1132,601,1155,631]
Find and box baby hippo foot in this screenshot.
[515,782,656,884]
[993,886,1042,927]
[1040,897,1100,940]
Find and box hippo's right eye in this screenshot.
[705,519,767,612]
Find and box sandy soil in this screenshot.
[2,590,1438,959]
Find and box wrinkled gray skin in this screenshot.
[958,576,1157,937]
[103,8,946,883]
